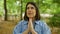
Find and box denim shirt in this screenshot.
[13,20,51,34]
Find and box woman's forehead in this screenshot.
[27,4,35,7]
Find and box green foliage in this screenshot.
[48,11,60,27]
[0,0,4,16]
[53,0,60,4]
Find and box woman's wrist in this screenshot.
[32,31,38,34]
[22,29,29,34]
[31,30,38,34]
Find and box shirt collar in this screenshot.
[35,20,40,25]
[23,20,40,25]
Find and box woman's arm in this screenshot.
[42,22,51,34]
[13,21,23,34]
[13,20,29,34]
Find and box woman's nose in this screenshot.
[29,8,32,11]
[28,8,32,12]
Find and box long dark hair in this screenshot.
[24,2,40,21]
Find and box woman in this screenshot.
[13,2,51,34]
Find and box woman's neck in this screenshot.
[29,17,35,22]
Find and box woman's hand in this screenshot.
[28,18,38,34]
[28,18,34,30]
[23,18,38,34]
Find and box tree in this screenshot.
[4,0,8,21]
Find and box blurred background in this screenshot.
[0,0,60,34]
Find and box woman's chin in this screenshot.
[28,16,34,18]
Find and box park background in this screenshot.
[0,0,60,34]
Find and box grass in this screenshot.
[0,20,19,34]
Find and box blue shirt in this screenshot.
[13,20,51,34]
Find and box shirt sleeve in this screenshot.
[42,22,51,34]
[13,21,23,34]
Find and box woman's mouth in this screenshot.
[28,13,33,14]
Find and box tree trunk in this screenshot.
[4,0,7,21]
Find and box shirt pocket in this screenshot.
[35,25,42,34]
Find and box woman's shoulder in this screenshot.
[18,20,25,23]
[35,20,46,24]
[17,20,28,25]
[36,20,47,26]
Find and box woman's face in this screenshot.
[26,4,36,18]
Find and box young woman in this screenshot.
[13,2,51,34]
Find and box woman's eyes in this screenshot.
[27,7,29,9]
[27,7,34,9]
[31,7,34,9]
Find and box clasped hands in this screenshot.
[22,18,37,34]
